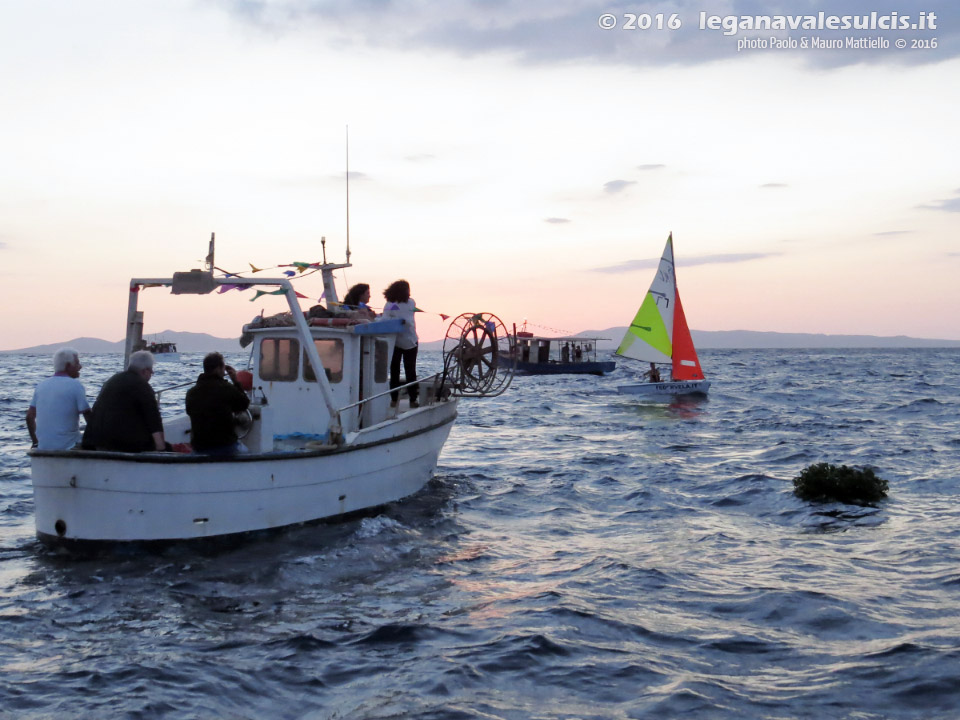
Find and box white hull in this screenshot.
[617,379,711,397]
[152,352,180,362]
[30,402,457,545]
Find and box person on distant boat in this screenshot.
[382,279,419,408]
[644,362,661,383]
[185,352,251,456]
[26,347,92,450]
[561,343,570,363]
[341,283,376,320]
[574,345,583,362]
[82,350,166,452]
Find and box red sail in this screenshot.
[671,291,704,381]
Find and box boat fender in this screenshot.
[236,370,253,391]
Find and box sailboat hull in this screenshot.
[617,380,711,397]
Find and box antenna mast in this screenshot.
[205,232,215,272]
[345,125,351,264]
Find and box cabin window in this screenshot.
[374,339,388,383]
[304,338,344,383]
[260,338,300,381]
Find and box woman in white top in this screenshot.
[381,279,419,407]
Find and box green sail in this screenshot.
[616,291,672,362]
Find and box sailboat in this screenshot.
[616,233,710,397]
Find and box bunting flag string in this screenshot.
[413,306,450,321]
[250,289,308,301]
[219,261,324,279]
[206,260,327,297]
[523,320,576,336]
[211,260,455,320]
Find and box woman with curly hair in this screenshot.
[382,279,419,408]
[341,283,375,320]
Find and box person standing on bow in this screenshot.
[186,352,251,455]
[382,279,419,408]
[26,347,92,450]
[82,350,166,452]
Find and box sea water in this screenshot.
[1,348,959,719]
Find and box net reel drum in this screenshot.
[440,313,516,397]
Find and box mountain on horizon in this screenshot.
[423,328,960,351]
[582,328,960,350]
[5,329,960,355]
[1,330,243,355]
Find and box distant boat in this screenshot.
[616,233,710,397]
[145,339,180,361]
[505,326,616,376]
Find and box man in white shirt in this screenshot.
[26,347,92,450]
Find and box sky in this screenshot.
[1,0,958,350]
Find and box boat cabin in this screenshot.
[123,247,449,455]
[514,334,607,365]
[247,320,400,444]
[163,317,411,453]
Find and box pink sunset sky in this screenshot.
[2,1,958,350]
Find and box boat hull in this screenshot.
[617,379,711,397]
[30,402,457,545]
[510,360,616,376]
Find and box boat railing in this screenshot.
[156,372,443,416]
[152,369,447,446]
[154,380,194,406]
[337,371,443,414]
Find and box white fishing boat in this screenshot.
[29,239,513,548]
[144,339,180,362]
[616,233,710,398]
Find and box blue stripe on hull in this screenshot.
[515,361,616,376]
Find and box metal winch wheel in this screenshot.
[441,313,516,397]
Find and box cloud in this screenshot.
[873,230,911,236]
[604,179,635,194]
[545,217,570,224]
[223,1,960,69]
[594,251,778,273]
[760,182,788,188]
[919,189,960,212]
[405,154,436,162]
[637,164,665,171]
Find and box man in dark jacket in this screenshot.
[186,352,251,455]
[82,350,166,452]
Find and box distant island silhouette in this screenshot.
[1,331,243,355]
[3,328,959,354]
